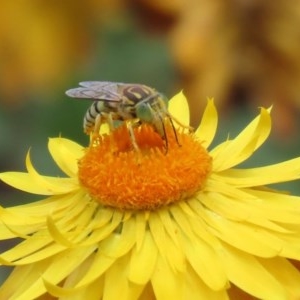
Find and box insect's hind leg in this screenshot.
[106,113,115,132]
[94,112,115,134]
[89,113,103,145]
[91,112,114,139]
[93,113,102,134]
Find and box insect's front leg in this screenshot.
[127,122,140,152]
[157,97,194,132]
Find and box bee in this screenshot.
[66,81,189,150]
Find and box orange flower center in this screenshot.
[78,123,212,210]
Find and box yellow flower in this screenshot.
[1,91,300,299]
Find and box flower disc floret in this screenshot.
[78,124,212,210]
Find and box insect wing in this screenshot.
[79,81,118,89]
[66,81,124,101]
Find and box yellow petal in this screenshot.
[48,137,83,177]
[4,191,81,219]
[46,215,75,247]
[0,207,44,238]
[186,199,223,249]
[169,205,195,240]
[72,277,105,300]
[200,190,297,232]
[26,150,79,194]
[88,206,114,229]
[212,107,271,171]
[79,211,123,246]
[158,209,181,247]
[168,90,190,126]
[215,157,300,187]
[0,222,40,240]
[151,254,185,300]
[47,198,99,247]
[0,230,50,261]
[148,213,168,260]
[202,209,284,257]
[44,275,105,299]
[161,227,186,272]
[128,231,158,284]
[241,188,300,224]
[101,255,144,300]
[221,243,286,299]
[148,212,186,274]
[64,253,95,288]
[0,171,78,195]
[0,192,86,240]
[44,253,98,298]
[182,234,227,290]
[72,251,114,289]
[273,233,300,260]
[102,253,131,299]
[258,257,300,298]
[160,205,227,290]
[194,98,218,148]
[15,246,96,300]
[0,260,49,299]
[184,264,228,300]
[44,279,78,298]
[135,212,147,251]
[1,237,65,265]
[98,217,136,257]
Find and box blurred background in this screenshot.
[1,0,300,284]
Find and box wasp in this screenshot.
[66,81,189,150]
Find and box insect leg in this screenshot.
[167,115,181,147]
[126,122,140,151]
[155,98,182,147]
[146,103,169,152]
[106,113,115,131]
[89,113,102,145]
[93,113,102,135]
[168,112,194,132]
[157,97,194,132]
[158,113,168,153]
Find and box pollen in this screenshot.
[78,123,212,210]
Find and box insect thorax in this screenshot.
[122,84,155,103]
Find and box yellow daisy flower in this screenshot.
[1,91,300,299]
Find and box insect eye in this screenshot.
[136,102,153,122]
